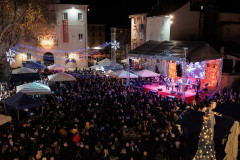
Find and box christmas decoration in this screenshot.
[6,49,15,65]
[194,109,216,160]
[111,40,120,51]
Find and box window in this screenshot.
[65,53,68,58]
[27,53,31,60]
[140,32,143,39]
[133,30,137,39]
[52,35,57,41]
[63,13,68,20]
[134,17,137,24]
[78,33,83,41]
[78,13,83,20]
[150,34,153,40]
[162,19,165,25]
[133,43,137,49]
[140,16,144,24]
[150,19,154,26]
[37,35,43,41]
[160,34,164,41]
[51,9,56,20]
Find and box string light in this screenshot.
[17,42,111,53]
[194,110,216,160]
[12,42,111,61]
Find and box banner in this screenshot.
[62,20,69,42]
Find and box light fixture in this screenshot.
[170,15,173,19]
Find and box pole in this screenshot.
[110,27,117,62]
[126,44,130,87]
[182,47,188,103]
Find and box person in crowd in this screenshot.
[0,68,239,160]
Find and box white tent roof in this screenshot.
[0,114,12,126]
[134,69,160,77]
[48,64,68,70]
[12,67,37,74]
[97,58,111,65]
[48,73,76,82]
[16,82,52,95]
[110,70,138,78]
[90,65,104,70]
[121,58,129,64]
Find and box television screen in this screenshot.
[187,61,206,79]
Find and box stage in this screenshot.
[143,84,200,104]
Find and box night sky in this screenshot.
[61,0,240,28]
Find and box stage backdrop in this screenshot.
[168,59,220,90]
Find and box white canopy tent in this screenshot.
[16,82,52,95]
[0,114,12,126]
[97,58,111,65]
[110,70,138,79]
[48,73,76,82]
[121,58,129,64]
[90,65,104,71]
[48,64,68,71]
[134,69,160,77]
[12,67,37,74]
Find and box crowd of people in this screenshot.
[0,69,239,160]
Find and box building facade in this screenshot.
[146,16,171,41]
[88,24,105,48]
[129,13,147,50]
[12,1,88,69]
[216,12,240,43]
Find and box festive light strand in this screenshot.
[11,42,111,61]
[17,42,111,53]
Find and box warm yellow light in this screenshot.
[170,15,173,19]
[41,40,54,49]
[170,20,173,24]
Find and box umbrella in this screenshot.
[22,61,44,70]
[97,58,111,65]
[90,65,104,71]
[121,58,129,64]
[224,121,240,160]
[16,82,51,95]
[12,67,37,74]
[0,114,12,126]
[48,64,68,71]
[134,69,160,77]
[48,73,76,82]
[4,92,42,120]
[110,70,138,79]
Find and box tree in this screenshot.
[0,0,46,81]
[0,0,46,50]
[194,109,216,160]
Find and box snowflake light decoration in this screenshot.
[6,49,15,65]
[111,40,120,51]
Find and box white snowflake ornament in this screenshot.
[6,49,15,65]
[111,40,120,51]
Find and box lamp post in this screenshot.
[126,44,130,87]
[182,47,188,102]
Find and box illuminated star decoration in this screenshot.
[6,49,15,65]
[111,40,120,51]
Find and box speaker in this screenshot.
[170,91,176,94]
[158,88,162,91]
[177,92,182,96]
[176,64,182,77]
